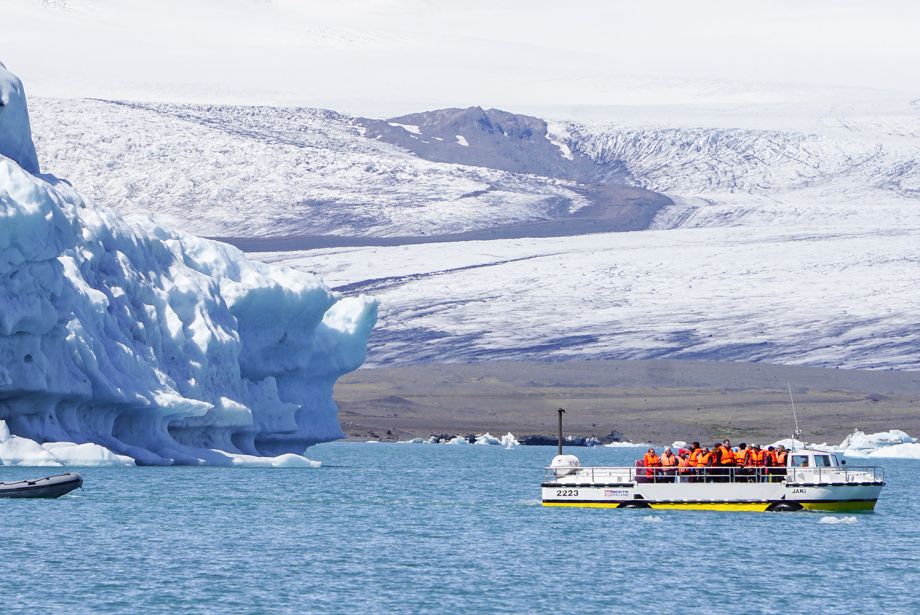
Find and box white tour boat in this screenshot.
[541,410,886,513]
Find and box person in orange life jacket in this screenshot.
[660,448,678,482]
[748,444,766,481]
[688,442,703,482]
[699,446,717,482]
[734,443,750,482]
[643,448,661,481]
[676,451,692,482]
[774,445,788,482]
[716,441,734,482]
[764,446,779,482]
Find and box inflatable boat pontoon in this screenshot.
[0,473,83,498]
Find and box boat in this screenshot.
[0,473,83,498]
[541,409,885,512]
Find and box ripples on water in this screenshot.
[2,443,918,614]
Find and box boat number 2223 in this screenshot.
[556,489,579,497]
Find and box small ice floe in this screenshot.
[216,453,321,468]
[474,433,502,445]
[603,441,645,448]
[455,134,469,146]
[641,516,663,523]
[672,440,687,449]
[446,436,470,445]
[397,438,426,444]
[469,433,521,448]
[0,420,134,467]
[819,516,858,525]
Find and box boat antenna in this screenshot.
[787,382,803,445]
[557,407,566,456]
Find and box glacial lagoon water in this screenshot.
[3,443,919,614]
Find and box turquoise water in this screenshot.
[2,443,919,614]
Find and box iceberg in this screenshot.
[0,64,377,465]
[769,429,920,460]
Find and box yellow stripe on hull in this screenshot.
[649,502,770,512]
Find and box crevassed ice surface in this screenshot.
[28,99,588,238]
[0,64,377,464]
[25,89,920,370]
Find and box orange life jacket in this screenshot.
[677,457,691,472]
[698,452,712,466]
[661,454,677,468]
[776,451,787,465]
[643,453,661,467]
[764,450,778,466]
[749,449,765,466]
[689,449,702,466]
[734,449,749,466]
[719,446,735,465]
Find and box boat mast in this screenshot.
[557,407,566,456]
[787,382,803,445]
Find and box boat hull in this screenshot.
[0,473,83,499]
[541,482,883,512]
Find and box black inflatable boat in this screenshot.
[0,472,83,498]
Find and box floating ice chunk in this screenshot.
[840,429,916,451]
[819,516,858,525]
[455,134,469,147]
[770,429,920,459]
[0,61,378,466]
[672,440,687,449]
[864,442,920,460]
[604,441,645,448]
[474,433,501,445]
[0,420,134,466]
[446,436,470,445]
[501,432,519,448]
[211,451,321,467]
[397,438,426,444]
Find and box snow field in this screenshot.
[263,223,920,369]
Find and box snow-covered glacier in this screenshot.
[0,64,377,465]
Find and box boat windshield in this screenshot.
[814,454,832,467]
[791,455,809,467]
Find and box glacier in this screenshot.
[0,64,377,465]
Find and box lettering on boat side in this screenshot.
[605,489,630,497]
[792,488,807,494]
[556,489,579,497]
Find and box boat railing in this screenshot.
[544,465,884,484]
